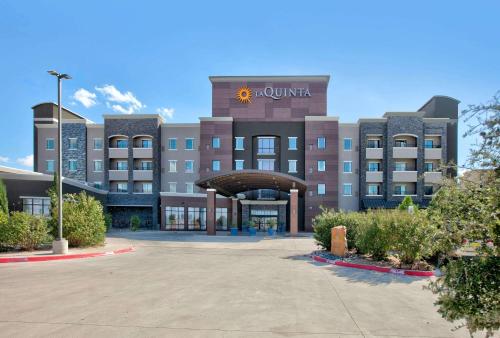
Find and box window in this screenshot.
[169,160,177,173]
[343,161,352,173]
[216,208,228,230]
[93,138,103,150]
[288,137,298,150]
[257,189,276,200]
[394,184,408,195]
[141,139,152,148]
[185,160,194,173]
[394,139,407,148]
[69,138,77,150]
[424,162,434,172]
[116,139,128,148]
[424,185,434,196]
[343,183,352,196]
[317,137,326,149]
[168,138,177,150]
[22,198,50,216]
[68,159,77,172]
[212,160,221,172]
[368,184,380,196]
[117,182,128,193]
[140,161,152,170]
[317,183,326,195]
[257,159,275,171]
[343,138,352,151]
[46,160,55,173]
[317,160,326,172]
[367,139,381,148]
[424,139,434,149]
[368,162,380,172]
[116,161,128,170]
[46,138,55,150]
[165,206,184,230]
[141,183,152,193]
[185,138,194,150]
[212,137,220,149]
[188,207,207,230]
[93,160,103,172]
[186,182,194,194]
[94,182,102,189]
[258,137,274,154]
[235,160,244,171]
[234,137,244,150]
[288,160,297,173]
[169,182,177,193]
[395,162,406,171]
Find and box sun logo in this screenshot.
[236,86,252,104]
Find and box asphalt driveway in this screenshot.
[0,232,469,337]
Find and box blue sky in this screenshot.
[0,0,498,170]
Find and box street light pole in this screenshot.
[48,70,71,254]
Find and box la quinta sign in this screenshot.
[236,86,311,103]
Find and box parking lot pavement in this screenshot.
[0,232,469,338]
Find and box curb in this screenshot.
[0,247,135,264]
[311,255,435,277]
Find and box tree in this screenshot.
[427,92,500,338]
[0,178,8,215]
[398,195,417,211]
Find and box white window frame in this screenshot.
[46,138,55,151]
[424,162,434,172]
[93,138,103,150]
[394,184,407,196]
[93,160,103,172]
[68,138,78,150]
[169,160,177,173]
[186,182,194,194]
[68,159,77,172]
[234,137,245,151]
[288,160,297,173]
[142,182,153,193]
[288,137,298,150]
[185,138,195,150]
[257,137,275,155]
[212,137,221,149]
[257,159,275,171]
[343,161,352,173]
[212,160,221,172]
[168,138,177,150]
[317,183,326,195]
[234,159,244,171]
[46,160,55,172]
[343,138,352,151]
[116,160,128,171]
[367,184,381,196]
[185,160,194,173]
[343,183,353,196]
[317,160,326,172]
[368,161,380,172]
[317,137,326,149]
[116,182,128,193]
[168,182,177,193]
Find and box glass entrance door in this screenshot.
[250,209,279,231]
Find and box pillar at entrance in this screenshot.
[207,189,216,235]
[290,189,298,235]
[231,198,238,228]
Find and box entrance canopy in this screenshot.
[195,170,307,197]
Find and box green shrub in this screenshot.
[313,208,364,251]
[130,215,140,231]
[60,192,106,247]
[390,210,437,264]
[104,213,113,232]
[0,178,8,214]
[398,195,417,211]
[0,211,50,250]
[355,210,393,260]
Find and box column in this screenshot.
[231,198,238,229]
[207,189,216,235]
[290,189,298,236]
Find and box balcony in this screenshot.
[109,148,128,158]
[133,170,153,181]
[424,171,443,184]
[109,170,128,181]
[393,170,418,182]
[366,171,383,183]
[133,147,153,158]
[425,148,442,160]
[393,147,417,159]
[366,148,383,159]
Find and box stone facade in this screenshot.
[62,123,87,181]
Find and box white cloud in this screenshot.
[0,156,9,163]
[95,84,143,115]
[73,88,97,108]
[156,107,175,120]
[16,154,33,168]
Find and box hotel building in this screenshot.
[19,75,459,234]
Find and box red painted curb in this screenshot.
[0,247,134,264]
[311,255,435,277]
